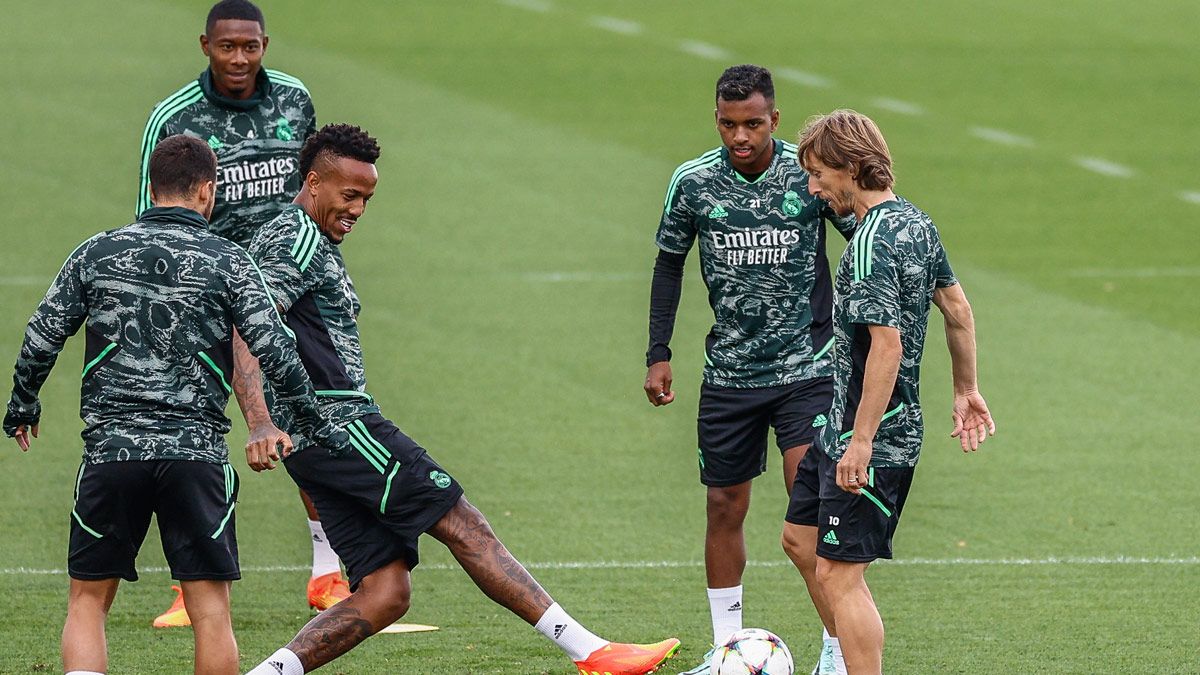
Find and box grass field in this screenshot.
[2,1,1199,673]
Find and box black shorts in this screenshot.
[784,439,915,562]
[68,460,240,582]
[284,414,464,590]
[697,376,833,487]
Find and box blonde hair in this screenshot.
[796,109,894,191]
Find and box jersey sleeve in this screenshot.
[655,176,697,254]
[249,223,321,313]
[844,224,902,329]
[932,234,958,288]
[8,238,94,417]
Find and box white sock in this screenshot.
[829,636,847,675]
[308,519,340,578]
[707,585,743,646]
[534,602,608,661]
[246,647,304,675]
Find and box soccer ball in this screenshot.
[710,628,794,675]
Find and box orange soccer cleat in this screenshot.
[306,571,351,611]
[574,638,681,675]
[152,585,191,628]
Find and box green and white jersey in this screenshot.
[136,67,316,248]
[248,205,379,452]
[656,139,856,388]
[820,197,957,468]
[6,207,331,465]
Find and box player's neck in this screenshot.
[293,194,318,222]
[854,189,896,220]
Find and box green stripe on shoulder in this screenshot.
[663,149,723,210]
[137,82,204,214]
[266,68,310,94]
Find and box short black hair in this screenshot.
[148,135,218,201]
[299,124,381,178]
[206,0,265,34]
[716,64,774,104]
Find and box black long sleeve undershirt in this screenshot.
[646,249,688,366]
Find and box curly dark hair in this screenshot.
[716,64,774,104]
[299,124,381,178]
[206,0,264,34]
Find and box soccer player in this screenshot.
[3,135,349,675]
[136,0,350,626]
[782,110,996,675]
[643,65,854,673]
[239,124,680,675]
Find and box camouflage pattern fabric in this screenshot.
[656,139,856,388]
[6,207,340,464]
[136,68,317,248]
[819,197,958,468]
[248,205,379,453]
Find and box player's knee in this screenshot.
[706,486,750,522]
[780,526,810,562]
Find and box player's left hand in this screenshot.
[246,423,292,471]
[951,390,995,452]
[12,424,38,452]
[837,438,872,494]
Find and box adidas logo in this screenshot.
[823,530,840,546]
[812,414,828,428]
[708,205,729,219]
[268,660,285,675]
[553,623,567,639]
[728,601,742,612]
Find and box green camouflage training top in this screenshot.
[6,207,338,465]
[136,67,316,248]
[656,139,856,388]
[819,197,958,468]
[248,204,379,452]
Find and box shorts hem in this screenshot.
[172,572,241,582]
[816,551,892,563]
[68,570,136,582]
[783,515,818,527]
[700,473,759,488]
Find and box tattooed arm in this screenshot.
[232,328,291,471]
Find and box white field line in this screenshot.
[1068,267,1200,278]
[498,0,552,12]
[969,126,1035,147]
[1074,156,1134,178]
[775,67,833,89]
[588,15,642,36]
[870,97,924,116]
[1179,191,1200,204]
[5,556,1197,576]
[678,40,730,61]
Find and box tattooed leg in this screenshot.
[428,497,553,625]
[286,559,411,671]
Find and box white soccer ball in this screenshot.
[710,628,794,675]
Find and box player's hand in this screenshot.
[245,423,292,471]
[837,437,872,494]
[644,361,675,406]
[12,424,39,452]
[951,390,995,452]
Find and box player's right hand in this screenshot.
[12,424,38,452]
[644,361,675,407]
[246,423,292,471]
[951,390,995,452]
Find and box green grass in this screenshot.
[1,1,1198,673]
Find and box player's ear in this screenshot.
[770,108,780,131]
[261,35,269,52]
[305,170,321,194]
[148,182,158,207]
[200,34,210,57]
